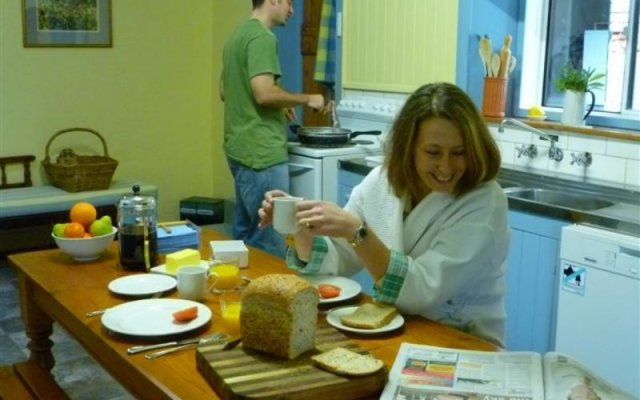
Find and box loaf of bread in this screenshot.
[240,274,319,359]
[340,303,397,329]
[311,347,384,376]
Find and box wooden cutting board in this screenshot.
[196,325,388,400]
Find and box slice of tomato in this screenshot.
[318,284,341,299]
[172,306,199,322]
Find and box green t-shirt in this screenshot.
[221,18,287,170]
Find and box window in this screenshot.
[520,0,639,130]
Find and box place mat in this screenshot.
[196,325,387,400]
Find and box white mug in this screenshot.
[176,265,212,301]
[272,196,303,234]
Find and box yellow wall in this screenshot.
[343,0,458,92]
[0,1,249,220]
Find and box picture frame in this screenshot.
[22,0,112,48]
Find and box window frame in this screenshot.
[517,0,640,131]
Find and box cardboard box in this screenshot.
[180,197,224,225]
[210,240,248,268]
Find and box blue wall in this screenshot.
[457,0,521,109]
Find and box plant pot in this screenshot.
[561,90,595,126]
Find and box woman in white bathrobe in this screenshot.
[259,82,509,346]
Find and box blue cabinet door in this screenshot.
[337,168,375,294]
[505,210,568,353]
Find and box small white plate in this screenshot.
[108,274,177,296]
[527,115,546,121]
[150,260,210,277]
[300,275,362,304]
[101,299,212,337]
[326,305,405,334]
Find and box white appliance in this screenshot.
[555,224,640,397]
[287,92,405,203]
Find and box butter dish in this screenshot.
[210,240,249,268]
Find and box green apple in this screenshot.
[53,223,67,237]
[90,219,112,237]
[99,215,113,229]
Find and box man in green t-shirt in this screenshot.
[220,0,324,257]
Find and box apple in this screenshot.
[53,223,67,237]
[99,215,113,228]
[89,219,112,237]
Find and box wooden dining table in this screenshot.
[9,229,498,399]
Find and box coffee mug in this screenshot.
[176,265,213,301]
[273,196,303,234]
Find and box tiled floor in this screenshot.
[0,261,133,400]
[0,223,233,399]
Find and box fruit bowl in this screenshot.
[53,227,118,262]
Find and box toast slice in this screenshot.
[340,303,398,329]
[311,347,384,376]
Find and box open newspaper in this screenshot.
[380,343,637,400]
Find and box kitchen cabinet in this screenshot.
[505,210,568,353]
[337,167,375,295]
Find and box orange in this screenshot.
[69,202,97,228]
[64,222,85,238]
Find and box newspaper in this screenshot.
[380,343,637,400]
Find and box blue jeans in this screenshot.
[226,158,289,258]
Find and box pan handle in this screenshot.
[289,124,301,134]
[349,130,382,139]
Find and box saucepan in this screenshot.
[289,124,382,147]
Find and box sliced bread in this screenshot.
[311,347,384,376]
[340,303,398,329]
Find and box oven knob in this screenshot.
[357,102,365,109]
[373,104,380,111]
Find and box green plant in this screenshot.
[554,64,605,92]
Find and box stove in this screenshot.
[287,91,406,203]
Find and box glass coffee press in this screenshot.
[117,184,158,271]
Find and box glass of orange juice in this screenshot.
[209,256,240,294]
[219,290,242,336]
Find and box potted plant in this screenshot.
[554,64,605,126]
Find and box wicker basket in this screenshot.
[42,127,118,192]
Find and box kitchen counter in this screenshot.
[338,158,640,237]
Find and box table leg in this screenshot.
[17,272,55,372]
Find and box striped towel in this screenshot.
[314,0,336,87]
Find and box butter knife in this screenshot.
[127,332,224,355]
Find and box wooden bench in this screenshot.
[0,361,70,399]
[0,155,157,256]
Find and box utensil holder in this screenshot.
[482,77,508,118]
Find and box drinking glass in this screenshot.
[209,256,240,294]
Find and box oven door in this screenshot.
[288,154,322,200]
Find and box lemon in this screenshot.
[528,106,546,117]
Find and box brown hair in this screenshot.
[385,82,501,199]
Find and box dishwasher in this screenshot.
[555,224,639,397]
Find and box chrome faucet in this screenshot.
[515,144,538,159]
[570,152,592,167]
[499,118,564,161]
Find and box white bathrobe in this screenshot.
[308,166,510,346]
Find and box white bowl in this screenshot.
[53,227,118,262]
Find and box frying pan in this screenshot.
[289,124,381,147]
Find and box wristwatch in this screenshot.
[350,219,368,247]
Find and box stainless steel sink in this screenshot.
[503,188,616,211]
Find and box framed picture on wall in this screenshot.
[22,0,112,48]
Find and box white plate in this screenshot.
[150,260,210,277]
[526,114,546,121]
[108,274,177,296]
[326,305,405,334]
[101,299,212,337]
[301,275,362,304]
